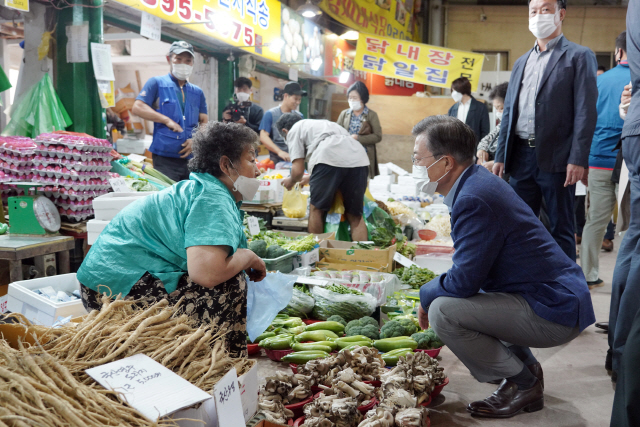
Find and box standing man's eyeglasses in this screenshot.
[411,154,437,165]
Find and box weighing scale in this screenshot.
[271,215,309,231]
[5,183,61,236]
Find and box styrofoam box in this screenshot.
[372,175,395,185]
[7,274,88,326]
[413,255,454,275]
[171,362,258,427]
[293,247,320,269]
[390,184,417,196]
[87,219,110,245]
[116,138,146,155]
[397,175,416,186]
[93,192,152,221]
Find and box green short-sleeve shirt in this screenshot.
[77,173,247,296]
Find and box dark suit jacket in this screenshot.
[447,97,490,144]
[495,36,598,174]
[622,0,640,139]
[419,166,595,332]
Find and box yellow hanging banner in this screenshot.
[111,0,281,62]
[320,0,413,40]
[353,33,485,92]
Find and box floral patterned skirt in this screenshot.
[80,272,248,358]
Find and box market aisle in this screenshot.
[254,249,617,426]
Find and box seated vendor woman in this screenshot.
[77,122,267,358]
[413,116,595,418]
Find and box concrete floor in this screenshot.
[255,244,618,426]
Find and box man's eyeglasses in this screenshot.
[411,154,436,165]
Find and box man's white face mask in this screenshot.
[529,10,560,40]
[236,92,251,103]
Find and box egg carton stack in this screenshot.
[0,136,38,205]
[32,133,112,222]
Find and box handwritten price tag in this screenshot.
[247,216,261,236]
[86,354,211,421]
[213,368,244,427]
[109,177,129,193]
[394,252,417,267]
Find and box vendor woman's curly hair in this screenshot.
[188,121,258,177]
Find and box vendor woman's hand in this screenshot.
[245,250,267,282]
[418,305,429,330]
[282,177,296,191]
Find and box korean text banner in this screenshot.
[320,0,413,41]
[112,0,281,62]
[354,34,484,92]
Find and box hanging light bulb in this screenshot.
[340,30,359,40]
[269,38,285,53]
[339,71,350,84]
[297,0,322,18]
[311,57,323,71]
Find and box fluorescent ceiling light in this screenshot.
[339,71,350,84]
[311,57,323,71]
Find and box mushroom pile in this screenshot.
[303,395,362,427]
[298,346,387,385]
[358,407,430,427]
[315,367,378,408]
[381,352,446,406]
[259,371,315,423]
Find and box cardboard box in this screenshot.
[7,274,88,326]
[292,247,320,268]
[251,421,289,427]
[246,178,285,204]
[171,361,259,427]
[317,240,396,273]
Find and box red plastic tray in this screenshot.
[290,363,298,374]
[247,343,260,356]
[431,377,449,398]
[414,346,443,358]
[358,397,378,414]
[415,243,455,256]
[264,348,294,362]
[363,380,382,387]
[302,319,324,325]
[285,396,313,419]
[420,395,433,407]
[292,417,305,427]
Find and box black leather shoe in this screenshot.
[596,322,609,332]
[487,363,544,389]
[467,380,544,418]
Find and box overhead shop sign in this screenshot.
[353,33,484,92]
[320,0,413,41]
[113,0,282,62]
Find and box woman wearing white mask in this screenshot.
[336,81,383,178]
[476,82,509,171]
[77,122,266,358]
[447,77,490,146]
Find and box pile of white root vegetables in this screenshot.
[0,340,176,427]
[0,296,255,426]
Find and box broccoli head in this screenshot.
[345,316,379,336]
[380,320,407,339]
[327,315,347,327]
[249,240,267,258]
[346,324,380,340]
[397,318,419,335]
[410,328,443,349]
[266,245,287,259]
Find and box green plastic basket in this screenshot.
[262,250,297,274]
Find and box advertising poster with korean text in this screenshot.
[320,0,413,41]
[112,0,281,62]
[323,36,367,87]
[354,33,484,92]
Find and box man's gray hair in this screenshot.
[412,116,476,164]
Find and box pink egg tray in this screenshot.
[0,153,33,166]
[35,145,113,161]
[35,133,112,153]
[40,186,108,201]
[0,136,37,156]
[33,176,110,191]
[32,156,111,172]
[34,167,110,182]
[57,206,94,221]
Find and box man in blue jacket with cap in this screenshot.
[133,41,208,181]
[414,115,595,419]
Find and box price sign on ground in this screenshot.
[213,368,244,427]
[111,0,281,62]
[86,354,211,421]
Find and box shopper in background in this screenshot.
[132,41,209,182]
[414,116,594,419]
[493,0,598,261]
[581,31,630,288]
[476,82,509,171]
[77,122,266,358]
[447,76,490,145]
[336,81,383,178]
[259,82,305,164]
[222,77,264,135]
[609,7,640,387]
[277,114,370,241]
[598,65,607,76]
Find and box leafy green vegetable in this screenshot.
[280,287,315,318]
[311,285,375,321]
[393,265,437,289]
[351,242,375,250]
[326,284,363,296]
[283,235,318,253]
[396,237,416,258]
[379,320,407,339]
[372,217,404,248]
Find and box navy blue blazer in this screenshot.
[623,0,640,139]
[420,166,595,332]
[447,96,490,145]
[495,36,598,174]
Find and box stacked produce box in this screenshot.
[32,133,112,221]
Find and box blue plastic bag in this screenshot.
[246,272,296,343]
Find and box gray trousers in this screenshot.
[429,293,581,383]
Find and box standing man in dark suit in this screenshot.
[414,116,594,419]
[493,0,598,261]
[447,77,490,145]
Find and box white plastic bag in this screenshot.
[246,272,296,342]
[310,285,377,321]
